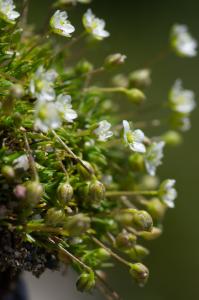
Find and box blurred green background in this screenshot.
[25,0,199,299]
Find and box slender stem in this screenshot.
[49,237,92,272]
[51,129,94,176]
[106,190,158,197]
[91,236,130,268]
[84,86,125,94]
[23,132,39,182]
[26,223,69,236]
[95,271,122,300]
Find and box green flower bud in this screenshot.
[129,69,151,88]
[139,227,162,240]
[88,180,105,207]
[76,271,95,292]
[57,182,73,206]
[162,130,182,146]
[10,84,24,99]
[124,88,146,104]
[1,165,15,181]
[126,245,149,261]
[46,208,66,226]
[143,198,166,221]
[129,153,144,172]
[115,210,134,227]
[115,230,137,250]
[25,181,43,207]
[64,213,90,236]
[76,60,93,74]
[104,53,126,68]
[132,210,153,232]
[129,263,149,286]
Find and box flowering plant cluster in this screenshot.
[0,0,197,299]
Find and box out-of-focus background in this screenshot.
[24,0,199,299]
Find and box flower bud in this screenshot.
[88,180,105,207]
[124,88,146,104]
[112,74,129,88]
[143,198,166,221]
[25,181,43,207]
[126,245,149,261]
[139,227,162,240]
[129,153,144,172]
[104,53,126,68]
[46,208,66,226]
[132,210,153,232]
[76,271,95,292]
[57,182,73,206]
[129,69,151,88]
[13,184,26,199]
[64,213,90,236]
[129,263,149,286]
[1,165,15,181]
[115,230,137,249]
[76,60,93,74]
[162,130,182,146]
[115,210,134,226]
[10,84,24,99]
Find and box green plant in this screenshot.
[0,0,197,299]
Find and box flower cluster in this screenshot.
[0,1,196,299]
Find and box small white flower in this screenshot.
[83,9,110,40]
[144,141,165,176]
[94,120,113,142]
[34,101,61,132]
[123,120,146,153]
[159,179,177,208]
[170,24,197,57]
[13,154,29,171]
[0,0,20,24]
[56,94,77,122]
[50,10,75,37]
[169,80,196,114]
[30,66,58,102]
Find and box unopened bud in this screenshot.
[76,271,95,292]
[129,153,144,172]
[88,180,105,207]
[76,60,93,74]
[57,182,73,206]
[162,130,182,146]
[104,53,126,68]
[13,184,26,199]
[77,160,94,179]
[112,74,129,88]
[144,198,166,221]
[129,69,151,88]
[1,165,15,181]
[132,210,153,232]
[64,213,90,236]
[10,84,24,98]
[129,263,149,286]
[139,227,162,240]
[115,230,137,249]
[124,88,146,104]
[25,181,43,207]
[126,245,149,261]
[46,208,66,226]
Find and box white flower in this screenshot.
[94,120,113,142]
[13,154,29,171]
[34,101,61,132]
[56,94,77,122]
[144,141,165,176]
[169,80,196,114]
[159,179,177,208]
[30,66,58,102]
[170,24,197,57]
[123,120,146,153]
[50,10,75,37]
[0,0,20,24]
[83,9,110,40]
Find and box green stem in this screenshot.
[51,129,94,176]
[84,86,126,94]
[106,190,158,197]
[23,131,39,182]
[25,223,69,236]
